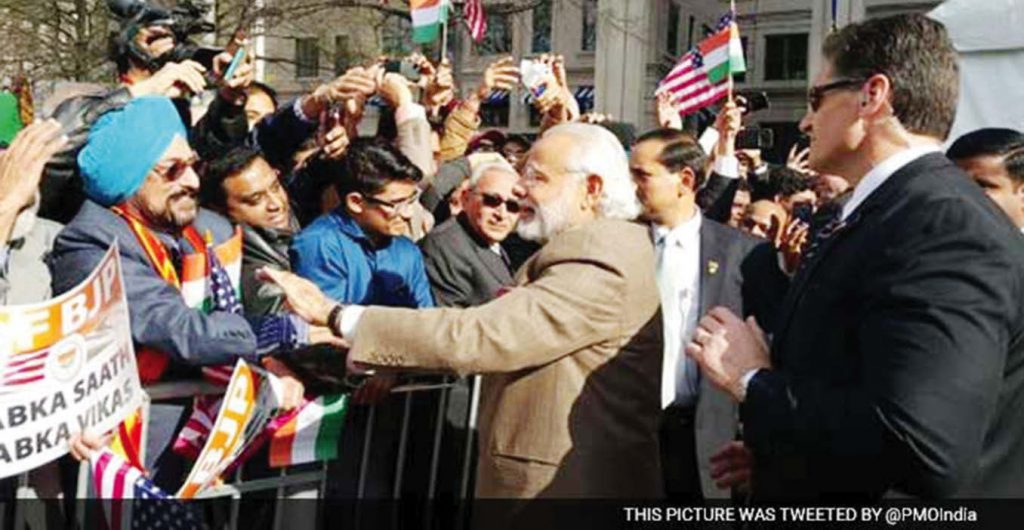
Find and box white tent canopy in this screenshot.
[929,0,1024,142]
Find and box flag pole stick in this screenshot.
[728,0,736,102]
[440,8,450,64]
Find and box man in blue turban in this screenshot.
[48,96,337,490]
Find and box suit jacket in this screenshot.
[742,153,1024,500]
[697,172,740,224]
[419,214,515,308]
[349,219,664,498]
[48,201,254,374]
[685,219,788,499]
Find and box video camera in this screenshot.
[107,0,220,73]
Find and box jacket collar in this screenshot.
[329,207,391,249]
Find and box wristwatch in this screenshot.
[328,303,345,338]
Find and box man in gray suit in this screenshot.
[420,161,520,307]
[631,128,786,501]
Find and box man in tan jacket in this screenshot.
[264,123,664,500]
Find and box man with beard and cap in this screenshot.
[48,96,338,489]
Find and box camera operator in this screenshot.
[40,0,255,223]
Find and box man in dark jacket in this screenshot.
[200,145,298,316]
[419,160,519,307]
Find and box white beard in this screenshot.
[516,192,575,244]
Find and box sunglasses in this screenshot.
[155,153,199,182]
[807,79,866,112]
[478,192,521,214]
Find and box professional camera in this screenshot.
[107,0,219,74]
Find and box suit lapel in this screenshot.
[698,223,725,316]
[457,215,514,285]
[473,241,515,285]
[771,153,948,352]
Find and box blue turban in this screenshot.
[78,96,187,207]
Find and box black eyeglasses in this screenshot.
[362,190,421,214]
[478,192,521,214]
[807,79,866,111]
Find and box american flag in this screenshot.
[464,0,487,42]
[656,12,737,116]
[173,251,238,459]
[1,348,48,388]
[90,448,202,530]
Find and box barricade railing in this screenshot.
[5,373,483,530]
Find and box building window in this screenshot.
[478,7,512,55]
[334,35,351,76]
[382,15,412,56]
[763,33,808,81]
[531,0,552,53]
[666,2,681,57]
[581,0,597,52]
[295,38,319,78]
[480,102,509,128]
[734,36,749,83]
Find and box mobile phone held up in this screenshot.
[520,59,551,99]
[383,59,422,83]
[222,48,246,81]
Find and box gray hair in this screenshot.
[542,123,642,220]
[468,160,518,189]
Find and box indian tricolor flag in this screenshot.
[411,0,450,44]
[698,12,746,85]
[657,11,747,116]
[269,394,350,468]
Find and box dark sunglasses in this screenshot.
[807,79,865,112]
[479,192,521,213]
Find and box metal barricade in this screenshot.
[5,373,483,530]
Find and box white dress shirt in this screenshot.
[739,144,942,396]
[652,211,704,409]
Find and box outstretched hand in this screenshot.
[257,267,336,327]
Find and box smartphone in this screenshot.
[792,202,814,224]
[383,59,422,83]
[737,91,770,114]
[222,48,246,81]
[520,59,551,98]
[736,126,775,150]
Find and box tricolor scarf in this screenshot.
[109,206,243,465]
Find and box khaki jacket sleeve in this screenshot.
[350,256,625,376]
[395,104,436,184]
[438,100,480,162]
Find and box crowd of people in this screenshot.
[2,2,1024,524]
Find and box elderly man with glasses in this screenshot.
[419,160,521,308]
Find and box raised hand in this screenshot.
[377,72,415,109]
[779,218,810,274]
[476,56,520,99]
[656,91,683,130]
[0,119,68,241]
[128,60,208,99]
[787,143,812,174]
[213,43,256,105]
